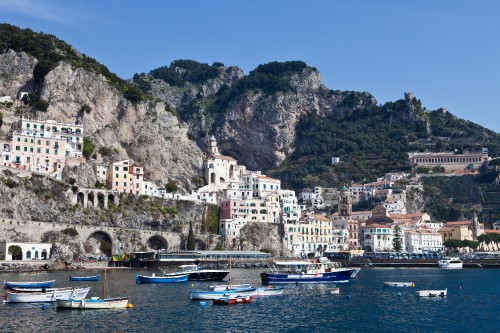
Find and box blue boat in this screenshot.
[135,273,188,284]
[3,280,55,289]
[260,259,360,284]
[70,275,100,282]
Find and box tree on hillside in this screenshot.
[392,225,403,252]
[8,245,22,260]
[187,222,195,250]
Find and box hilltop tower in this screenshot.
[209,135,219,155]
[338,186,352,217]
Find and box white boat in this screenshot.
[438,257,463,269]
[209,284,252,291]
[253,285,285,296]
[56,270,131,310]
[383,282,415,287]
[190,287,256,300]
[56,297,131,309]
[416,288,447,297]
[164,264,229,281]
[330,287,340,294]
[3,286,91,303]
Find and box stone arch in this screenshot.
[147,235,168,251]
[86,230,113,257]
[108,193,117,206]
[41,249,48,260]
[97,192,105,207]
[87,192,95,208]
[77,192,85,205]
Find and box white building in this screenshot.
[279,189,301,224]
[0,242,52,260]
[360,224,395,252]
[405,230,443,253]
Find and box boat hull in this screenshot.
[213,295,253,305]
[384,282,414,287]
[416,289,447,297]
[166,271,229,281]
[253,286,285,296]
[135,274,188,284]
[190,287,256,300]
[260,268,357,284]
[3,280,55,289]
[56,297,130,309]
[70,275,100,281]
[4,287,91,303]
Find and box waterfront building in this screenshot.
[0,241,52,260]
[404,229,443,253]
[278,189,301,224]
[438,217,485,242]
[284,214,333,256]
[360,223,395,252]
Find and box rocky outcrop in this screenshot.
[240,223,289,257]
[38,62,204,191]
[0,50,37,98]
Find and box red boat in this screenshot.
[212,295,253,305]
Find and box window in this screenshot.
[115,174,118,178]
[17,137,20,142]
[46,141,50,146]
[37,148,41,153]
[124,182,127,187]
[54,150,58,155]
[123,167,128,171]
[30,147,33,152]
[115,182,118,186]
[15,146,20,151]
[24,138,27,143]
[115,166,119,171]
[46,149,49,154]
[37,139,41,145]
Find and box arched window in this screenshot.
[34,251,39,259]
[41,249,48,260]
[26,251,31,259]
[208,163,214,169]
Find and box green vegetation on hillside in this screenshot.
[0,24,146,103]
[147,60,223,86]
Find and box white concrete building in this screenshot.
[360,224,395,252]
[0,242,52,260]
[405,230,443,253]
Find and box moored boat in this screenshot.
[253,285,285,296]
[260,258,360,284]
[438,257,463,269]
[3,286,91,303]
[3,280,55,289]
[70,275,100,282]
[209,284,252,291]
[190,286,256,300]
[213,295,253,305]
[383,282,415,287]
[135,273,188,284]
[416,288,447,297]
[164,264,229,281]
[56,297,131,309]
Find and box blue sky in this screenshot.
[1,0,499,133]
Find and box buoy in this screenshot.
[191,284,194,287]
[459,286,462,290]
[411,283,415,288]
[41,304,47,310]
[346,295,351,301]
[127,303,133,309]
[199,301,207,308]
[397,292,402,296]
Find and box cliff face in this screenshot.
[0,53,205,191]
[0,50,37,97]
[145,66,377,170]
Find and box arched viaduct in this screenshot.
[0,219,182,255]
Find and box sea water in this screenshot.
[0,267,499,332]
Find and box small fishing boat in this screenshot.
[253,285,285,296]
[383,282,415,287]
[3,280,55,289]
[416,288,447,297]
[70,275,100,282]
[135,273,188,284]
[3,286,91,303]
[438,257,463,269]
[190,257,255,300]
[209,284,252,291]
[56,297,131,309]
[330,287,340,294]
[213,295,253,305]
[57,270,132,310]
